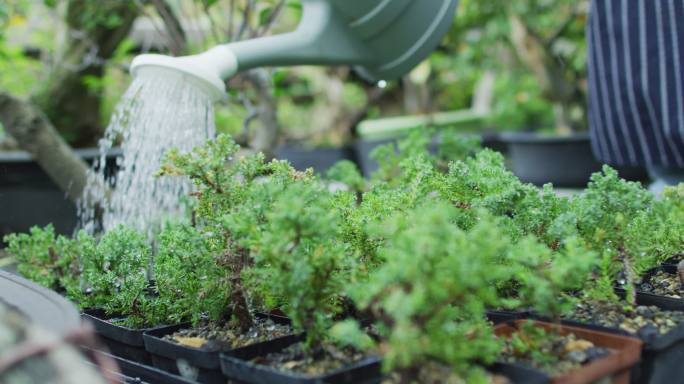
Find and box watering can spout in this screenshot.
[130,0,458,102]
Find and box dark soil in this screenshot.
[571,301,684,335]
[163,318,291,351]
[639,270,683,298]
[251,341,367,376]
[500,328,609,376]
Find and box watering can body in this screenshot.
[131,0,459,101]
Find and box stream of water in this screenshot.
[79,71,215,237]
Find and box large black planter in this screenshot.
[0,269,80,335]
[501,132,648,187]
[275,145,356,174]
[0,148,120,241]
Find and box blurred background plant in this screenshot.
[0,0,589,154]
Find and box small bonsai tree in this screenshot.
[4,225,83,294]
[159,133,319,333]
[153,222,227,326]
[566,166,655,305]
[74,225,155,328]
[250,182,350,349]
[337,203,515,382]
[509,236,598,323]
[4,224,183,328]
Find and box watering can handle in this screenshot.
[227,0,372,72]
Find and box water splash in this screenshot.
[79,71,215,236]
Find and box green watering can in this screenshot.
[130,0,458,101]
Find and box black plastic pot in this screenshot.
[275,145,356,174]
[633,265,684,310]
[555,288,684,384]
[0,148,120,241]
[500,132,649,187]
[143,313,291,384]
[353,138,395,178]
[219,334,382,384]
[486,310,529,325]
[82,308,163,365]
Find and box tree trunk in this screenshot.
[0,93,91,203]
[32,0,138,147]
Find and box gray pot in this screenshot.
[274,145,355,174]
[501,132,648,187]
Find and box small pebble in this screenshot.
[566,350,587,364]
[584,347,609,362]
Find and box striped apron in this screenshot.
[587,0,684,168]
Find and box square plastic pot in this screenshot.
[611,270,684,384]
[219,334,382,384]
[142,313,291,383]
[82,308,165,365]
[494,320,642,384]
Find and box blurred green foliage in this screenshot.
[0,0,588,147]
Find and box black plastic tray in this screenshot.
[85,346,197,384]
[219,334,382,384]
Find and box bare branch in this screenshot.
[256,0,286,36]
[150,0,188,55]
[545,5,579,47]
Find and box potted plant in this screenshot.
[542,167,684,384]
[497,235,643,383]
[219,182,381,383]
[335,203,530,383]
[4,224,168,364]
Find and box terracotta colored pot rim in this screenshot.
[495,319,642,384]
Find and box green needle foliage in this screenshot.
[510,236,598,322]
[4,225,83,294]
[154,222,226,326]
[342,203,513,382]
[564,166,662,306]
[252,183,350,349]
[74,226,154,328]
[6,126,684,376]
